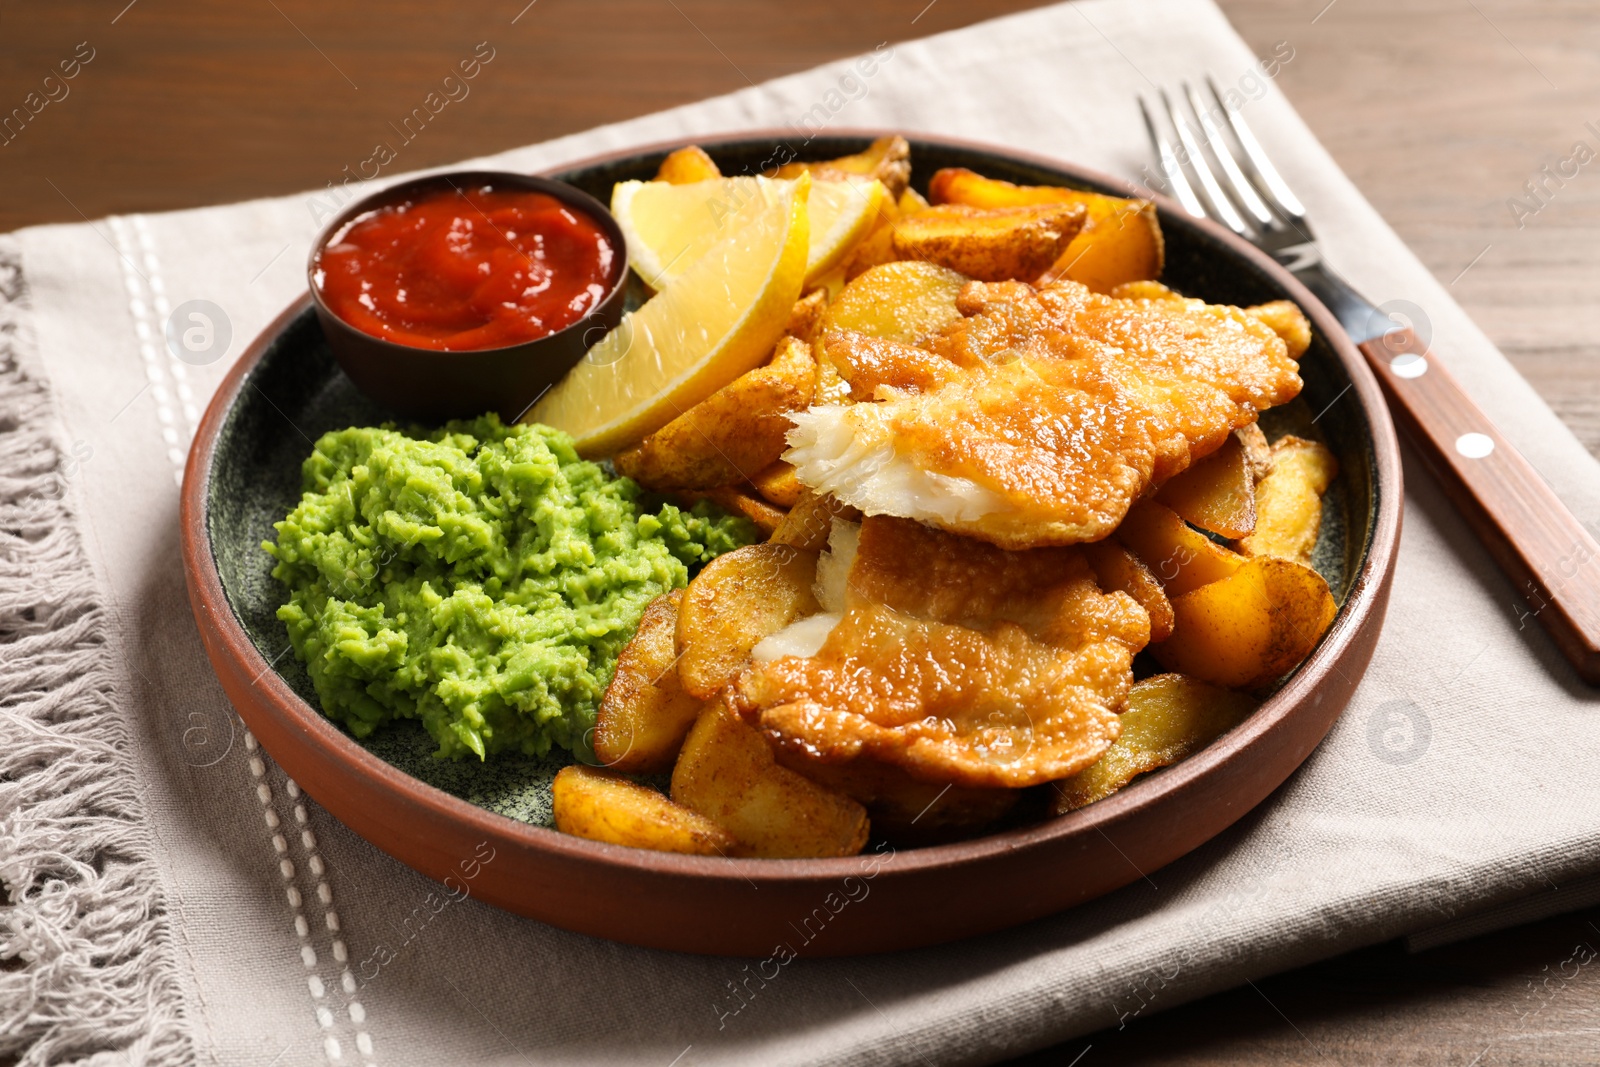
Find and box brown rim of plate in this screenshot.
[180,129,1402,955]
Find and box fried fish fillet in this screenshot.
[785,279,1305,549]
[736,515,1149,789]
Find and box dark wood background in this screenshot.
[5,0,1599,1062]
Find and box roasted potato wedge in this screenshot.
[672,701,869,857]
[1082,539,1175,643]
[614,335,815,490]
[1109,279,1182,303]
[593,590,704,774]
[684,486,787,538]
[1156,432,1257,539]
[553,765,736,855]
[1236,422,1273,482]
[841,219,897,280]
[823,260,968,346]
[774,752,1018,843]
[1050,674,1257,813]
[928,168,1163,293]
[772,135,911,200]
[751,461,805,508]
[1235,436,1339,566]
[676,541,821,699]
[813,342,854,405]
[785,288,829,343]
[655,145,721,185]
[1114,500,1246,597]
[823,330,960,398]
[810,267,849,303]
[840,187,932,280]
[769,487,856,553]
[1152,556,1338,689]
[891,203,1085,282]
[837,192,900,281]
[1246,300,1312,360]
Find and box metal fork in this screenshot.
[1139,77,1373,330]
[1140,81,1600,684]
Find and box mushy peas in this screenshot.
[265,416,754,760]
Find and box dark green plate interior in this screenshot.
[206,135,1376,830]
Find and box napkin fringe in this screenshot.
[0,244,194,1066]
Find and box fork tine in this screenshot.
[1183,82,1274,227]
[1138,95,1206,219]
[1161,89,1251,236]
[1204,75,1306,220]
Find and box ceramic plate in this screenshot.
[181,132,1401,956]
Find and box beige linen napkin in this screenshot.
[5,1,1600,1064]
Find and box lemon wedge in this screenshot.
[801,176,891,285]
[529,174,810,456]
[613,174,885,291]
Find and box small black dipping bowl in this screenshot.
[306,171,629,423]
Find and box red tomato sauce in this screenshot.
[314,184,617,351]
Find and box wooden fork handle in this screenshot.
[1359,325,1600,683]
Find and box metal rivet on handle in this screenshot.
[1455,432,1495,459]
[1391,352,1428,379]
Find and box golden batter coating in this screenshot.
[786,279,1304,549]
[736,516,1149,789]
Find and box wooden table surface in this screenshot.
[5,1,1599,1063]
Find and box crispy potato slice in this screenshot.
[785,288,829,343]
[1050,674,1257,813]
[752,461,805,508]
[614,335,815,490]
[836,191,901,282]
[929,167,1163,293]
[1246,300,1312,360]
[823,330,960,398]
[1152,557,1338,689]
[1109,279,1182,302]
[553,765,736,855]
[813,341,854,405]
[1156,432,1257,539]
[655,145,721,184]
[1236,422,1272,482]
[772,135,911,200]
[688,487,787,537]
[774,752,1018,843]
[823,260,968,346]
[672,701,869,857]
[841,219,897,281]
[1082,539,1175,643]
[769,487,856,552]
[676,541,821,699]
[1115,500,1246,597]
[891,203,1085,283]
[810,267,849,303]
[840,187,931,280]
[1235,436,1339,565]
[593,590,704,774]
[1035,199,1161,292]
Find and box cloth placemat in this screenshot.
[5,1,1599,1063]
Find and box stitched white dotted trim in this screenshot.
[244,733,377,1065]
[129,216,201,438]
[285,775,376,1064]
[107,217,184,487]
